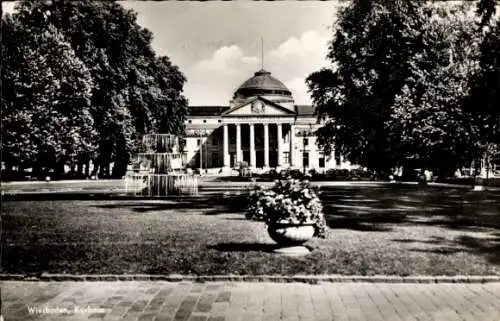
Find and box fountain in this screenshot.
[124,134,199,196]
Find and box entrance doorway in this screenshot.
[269,151,278,167]
[211,153,219,168]
[256,151,264,168]
[243,150,250,165]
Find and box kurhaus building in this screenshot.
[183,68,353,172]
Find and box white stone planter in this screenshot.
[267,223,315,246]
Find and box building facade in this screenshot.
[183,68,353,173]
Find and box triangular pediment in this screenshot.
[222,97,296,116]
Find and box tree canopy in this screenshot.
[2,17,96,173]
[307,0,500,177]
[2,0,188,178]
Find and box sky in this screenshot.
[2,1,342,106]
[6,1,492,106]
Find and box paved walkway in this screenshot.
[2,281,500,321]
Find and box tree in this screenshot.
[307,0,425,174]
[152,56,189,135]
[307,0,498,177]
[11,0,188,178]
[1,16,96,177]
[388,4,480,177]
[467,0,500,174]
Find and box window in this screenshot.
[197,139,201,146]
[218,119,222,123]
[303,138,309,147]
[302,152,309,168]
[283,152,290,164]
[203,119,207,123]
[319,155,325,168]
[188,120,192,123]
[212,138,219,146]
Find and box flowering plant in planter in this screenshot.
[246,178,326,238]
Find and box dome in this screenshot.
[233,69,292,99]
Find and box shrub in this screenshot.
[325,169,351,180]
[268,168,278,179]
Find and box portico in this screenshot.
[221,122,295,169]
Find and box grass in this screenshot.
[2,185,500,276]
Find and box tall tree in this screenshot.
[467,0,500,173]
[388,3,480,177]
[308,0,498,177]
[1,15,96,176]
[12,0,188,177]
[307,0,424,174]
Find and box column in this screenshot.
[236,123,242,163]
[223,124,229,167]
[289,124,296,167]
[277,123,283,167]
[264,123,269,168]
[249,124,256,168]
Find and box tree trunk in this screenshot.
[91,158,99,177]
[77,161,83,175]
[33,158,41,180]
[54,160,65,179]
[101,161,111,178]
[112,158,128,178]
[98,157,107,178]
[85,160,90,177]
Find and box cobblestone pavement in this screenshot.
[2,281,500,321]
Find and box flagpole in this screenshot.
[261,37,264,69]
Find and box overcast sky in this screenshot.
[2,1,342,106]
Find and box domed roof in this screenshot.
[234,69,292,97]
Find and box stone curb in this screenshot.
[1,274,499,284]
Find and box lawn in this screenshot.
[2,185,500,276]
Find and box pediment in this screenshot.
[222,97,295,116]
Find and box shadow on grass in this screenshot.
[207,242,315,253]
[3,184,500,275]
[90,185,500,234]
[392,234,500,265]
[321,185,500,232]
[457,235,500,264]
[410,247,464,255]
[207,242,280,252]
[326,215,394,232]
[319,185,500,265]
[391,236,446,244]
[94,193,250,215]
